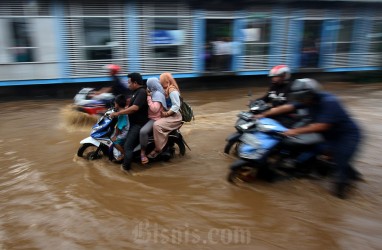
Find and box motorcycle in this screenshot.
[73,88,115,115]
[224,100,271,155]
[227,117,332,184]
[224,97,310,156]
[77,108,189,163]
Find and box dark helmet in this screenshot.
[289,78,322,101]
[268,65,291,80]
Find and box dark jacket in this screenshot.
[257,82,291,107]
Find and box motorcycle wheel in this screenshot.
[77,143,107,160]
[227,166,257,184]
[163,139,186,161]
[224,141,239,155]
[176,139,186,156]
[168,138,186,156]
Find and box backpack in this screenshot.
[179,96,194,122]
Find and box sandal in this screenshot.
[147,150,160,159]
[141,155,149,165]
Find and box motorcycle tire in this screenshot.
[165,138,186,159]
[227,166,257,184]
[77,143,108,160]
[176,139,186,156]
[224,141,238,155]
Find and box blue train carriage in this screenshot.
[0,0,381,87]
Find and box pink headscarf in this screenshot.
[159,72,180,97]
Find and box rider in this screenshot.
[254,64,302,127]
[92,64,132,100]
[255,64,292,107]
[255,78,363,199]
[110,72,149,174]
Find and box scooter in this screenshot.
[73,88,115,115]
[224,98,310,156]
[224,100,270,155]
[227,117,331,184]
[77,108,189,163]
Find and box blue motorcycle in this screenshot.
[227,117,329,184]
[77,109,189,163]
[224,100,271,155]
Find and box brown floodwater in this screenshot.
[1,82,382,249]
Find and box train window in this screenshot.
[370,20,382,53]
[245,43,269,55]
[242,17,271,56]
[82,18,112,60]
[149,18,181,58]
[9,19,36,62]
[153,46,179,58]
[300,20,322,68]
[335,19,354,53]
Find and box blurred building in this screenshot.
[0,0,381,86]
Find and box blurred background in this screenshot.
[0,0,381,91]
[1,1,382,249]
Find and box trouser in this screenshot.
[122,123,143,170]
[140,119,155,151]
[332,132,361,184]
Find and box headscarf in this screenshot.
[159,72,180,97]
[146,77,167,109]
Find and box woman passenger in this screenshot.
[147,72,183,158]
[140,77,167,164]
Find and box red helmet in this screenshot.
[105,64,121,75]
[268,65,291,80]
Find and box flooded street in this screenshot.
[1,82,382,249]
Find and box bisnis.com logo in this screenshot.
[132,220,251,245]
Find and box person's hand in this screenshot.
[253,114,265,119]
[161,111,169,117]
[283,129,299,137]
[110,111,118,118]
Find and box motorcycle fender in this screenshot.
[226,132,242,143]
[80,137,101,147]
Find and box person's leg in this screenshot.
[122,124,141,171]
[139,120,154,164]
[149,114,182,158]
[152,118,167,152]
[148,119,165,158]
[114,142,124,161]
[332,134,361,198]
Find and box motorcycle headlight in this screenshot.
[236,121,257,131]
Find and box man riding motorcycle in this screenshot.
[253,64,304,127]
[255,78,363,199]
[91,64,132,100]
[255,64,292,107]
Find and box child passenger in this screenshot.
[111,94,129,161]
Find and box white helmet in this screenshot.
[268,65,291,80]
